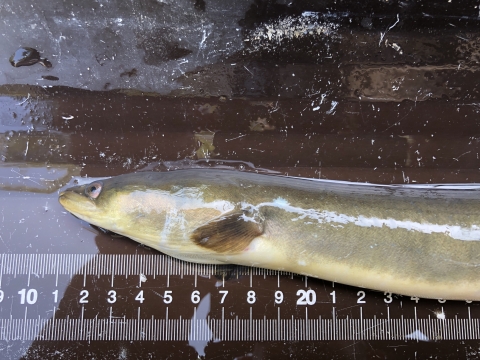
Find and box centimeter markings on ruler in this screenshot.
[0,254,478,342]
[0,254,285,277]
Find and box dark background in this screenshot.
[1,0,480,358]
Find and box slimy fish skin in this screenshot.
[58,170,480,301]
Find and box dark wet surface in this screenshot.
[2,0,480,359]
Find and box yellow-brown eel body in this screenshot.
[59,170,480,301]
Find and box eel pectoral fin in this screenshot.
[191,210,264,254]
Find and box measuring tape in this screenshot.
[0,254,478,342]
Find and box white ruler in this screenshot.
[0,254,478,342]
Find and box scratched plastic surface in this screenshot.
[2,0,480,359]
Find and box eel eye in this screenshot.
[85,181,103,199]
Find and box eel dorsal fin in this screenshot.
[191,210,264,254]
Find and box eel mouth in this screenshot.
[58,189,98,216]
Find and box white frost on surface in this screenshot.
[188,293,214,357]
[405,329,430,341]
[434,308,446,320]
[245,13,339,53]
